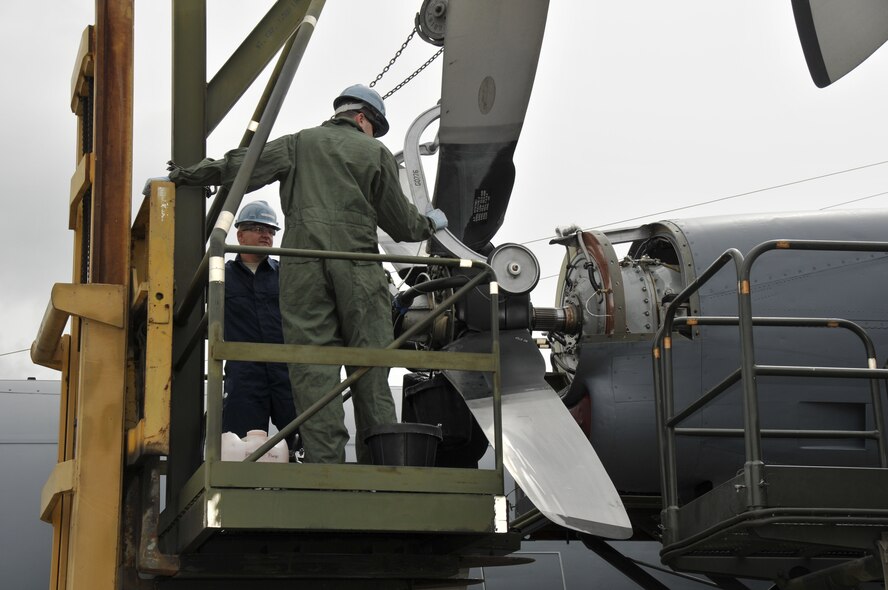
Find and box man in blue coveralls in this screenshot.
[223,200,297,452]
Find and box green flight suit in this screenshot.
[171,117,434,463]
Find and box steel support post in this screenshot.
[168,0,208,512]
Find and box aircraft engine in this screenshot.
[544,210,888,499]
[537,229,686,382]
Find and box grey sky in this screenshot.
[2,1,887,379]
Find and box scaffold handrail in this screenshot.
[201,243,504,476]
[653,240,888,520]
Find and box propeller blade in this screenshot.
[443,330,633,539]
[433,0,549,252]
[792,0,888,87]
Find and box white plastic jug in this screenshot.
[221,430,288,463]
[221,431,244,461]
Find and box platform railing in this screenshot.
[154,0,506,479]
[203,244,505,476]
[653,240,888,540]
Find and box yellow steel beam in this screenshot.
[46,2,132,586]
[30,284,117,368]
[31,301,66,370]
[69,153,93,230]
[32,283,127,369]
[35,284,127,589]
[53,283,126,327]
[91,0,133,287]
[40,460,75,523]
[66,316,126,588]
[127,183,175,461]
[47,335,74,590]
[70,26,94,115]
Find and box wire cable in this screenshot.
[0,348,29,358]
[519,159,888,246]
[820,189,888,210]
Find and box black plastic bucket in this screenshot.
[364,423,443,467]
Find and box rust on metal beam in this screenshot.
[91,0,133,285]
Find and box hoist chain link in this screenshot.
[380,47,443,100]
[369,28,417,89]
[369,25,444,100]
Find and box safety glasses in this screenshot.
[240,224,277,236]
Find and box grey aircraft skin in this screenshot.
[0,379,59,590]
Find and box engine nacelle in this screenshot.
[546,210,888,497]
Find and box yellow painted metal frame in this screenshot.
[35,281,128,589]
[69,153,93,230]
[127,183,176,462]
[70,26,94,115]
[45,335,74,590]
[69,26,93,230]
[40,459,75,523]
[69,309,127,588]
[36,9,132,587]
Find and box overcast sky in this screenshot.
[2,1,887,379]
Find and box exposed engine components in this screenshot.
[558,231,617,338]
[487,242,540,295]
[531,305,580,334]
[621,255,682,333]
[392,273,459,349]
[547,229,684,387]
[416,0,448,46]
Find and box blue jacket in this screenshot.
[224,255,289,391]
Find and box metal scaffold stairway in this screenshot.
[653,241,888,589]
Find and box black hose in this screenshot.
[395,275,469,308]
[392,275,468,339]
[575,232,603,293]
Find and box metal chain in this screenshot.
[380,47,443,100]
[369,25,444,100]
[369,28,417,89]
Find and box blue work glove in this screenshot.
[142,176,171,196]
[427,208,448,232]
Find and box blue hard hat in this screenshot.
[333,84,390,138]
[235,200,280,230]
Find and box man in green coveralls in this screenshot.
[166,84,448,464]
